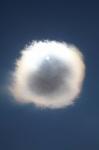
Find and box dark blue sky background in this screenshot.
[0,0,99,149]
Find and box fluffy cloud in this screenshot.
[9,40,85,109]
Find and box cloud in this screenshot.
[9,40,85,109]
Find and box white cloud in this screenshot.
[9,40,85,109]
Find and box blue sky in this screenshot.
[0,0,99,149]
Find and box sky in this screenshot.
[0,0,99,150]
